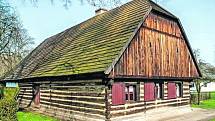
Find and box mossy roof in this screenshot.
[4,0,176,80]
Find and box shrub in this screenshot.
[0,98,18,121]
[0,88,19,121]
[4,88,19,99]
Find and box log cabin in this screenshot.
[2,0,201,120]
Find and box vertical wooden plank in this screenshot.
[110,13,199,79]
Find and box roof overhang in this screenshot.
[3,71,105,82]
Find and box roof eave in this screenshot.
[3,71,105,82]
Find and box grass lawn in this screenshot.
[192,92,215,109]
[17,111,59,121]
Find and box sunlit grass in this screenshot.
[17,111,59,121]
[192,92,215,109]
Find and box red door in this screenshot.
[144,82,155,101]
[33,85,40,105]
[112,83,125,105]
[168,82,176,99]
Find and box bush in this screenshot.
[4,88,19,99]
[0,88,19,121]
[0,98,18,121]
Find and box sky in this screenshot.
[9,0,215,65]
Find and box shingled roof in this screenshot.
[4,0,179,80]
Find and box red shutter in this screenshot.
[144,82,155,101]
[112,83,125,105]
[168,82,176,99]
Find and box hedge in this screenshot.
[0,98,18,121]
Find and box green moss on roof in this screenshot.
[5,0,154,80]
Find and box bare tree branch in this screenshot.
[0,1,34,78]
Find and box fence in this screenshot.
[191,92,215,104]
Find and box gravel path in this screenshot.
[161,108,215,121]
[112,106,215,121]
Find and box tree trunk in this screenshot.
[197,92,200,105]
[197,84,201,105]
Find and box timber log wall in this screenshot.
[108,81,190,119]
[18,79,106,121]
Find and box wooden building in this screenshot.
[2,0,201,120]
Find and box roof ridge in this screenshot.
[148,0,177,19]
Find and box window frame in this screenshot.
[154,82,164,100]
[125,84,137,102]
[176,82,183,98]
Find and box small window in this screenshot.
[176,48,179,53]
[33,84,40,105]
[155,83,164,99]
[149,42,152,47]
[125,85,136,101]
[176,83,183,97]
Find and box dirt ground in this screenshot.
[112,106,215,121]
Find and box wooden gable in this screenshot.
[109,12,200,79]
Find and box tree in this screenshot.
[28,0,169,8]
[0,0,34,78]
[27,0,124,8]
[193,49,215,105]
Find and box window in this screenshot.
[112,83,139,105]
[176,83,183,97]
[125,85,136,101]
[155,83,164,99]
[33,84,40,105]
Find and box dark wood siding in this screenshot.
[109,13,199,78]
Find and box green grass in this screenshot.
[17,112,59,121]
[210,119,215,121]
[192,92,215,109]
[192,99,215,109]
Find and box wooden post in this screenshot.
[105,86,111,121]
